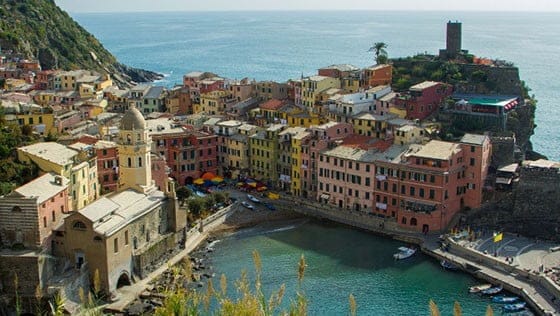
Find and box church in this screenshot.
[53,106,186,294]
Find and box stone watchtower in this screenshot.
[439,21,466,60]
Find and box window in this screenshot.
[73,221,86,230]
[410,187,415,196]
[419,188,425,198]
[470,158,475,166]
[43,216,47,228]
[114,238,119,253]
[52,211,56,222]
[125,231,129,246]
[12,206,22,212]
[138,157,142,167]
[429,189,435,199]
[94,236,102,242]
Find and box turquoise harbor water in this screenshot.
[73,11,560,161]
[208,221,494,315]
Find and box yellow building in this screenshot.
[30,90,57,106]
[289,128,310,197]
[223,123,260,178]
[249,124,286,182]
[393,124,427,145]
[17,142,100,211]
[16,110,56,135]
[301,75,340,111]
[58,70,89,91]
[197,90,232,115]
[352,113,393,139]
[286,110,323,128]
[341,77,361,93]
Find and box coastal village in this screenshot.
[0,21,559,315]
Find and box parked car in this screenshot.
[241,201,254,210]
[247,194,260,203]
[263,202,276,211]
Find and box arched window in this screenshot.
[73,221,86,230]
[12,206,22,212]
[43,216,47,228]
[127,134,132,144]
[401,217,407,225]
[128,157,132,167]
[410,218,418,226]
[138,157,142,167]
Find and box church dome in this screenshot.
[120,106,146,130]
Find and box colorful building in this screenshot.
[395,81,453,121]
[374,135,491,233]
[0,173,69,250]
[363,64,392,88]
[17,142,100,211]
[249,124,286,183]
[255,81,288,101]
[300,75,340,110]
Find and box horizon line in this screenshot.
[66,8,560,14]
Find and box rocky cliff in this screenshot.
[0,0,161,87]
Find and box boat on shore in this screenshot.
[502,302,526,313]
[492,295,520,304]
[393,246,416,260]
[469,284,492,293]
[481,285,503,295]
[441,259,459,270]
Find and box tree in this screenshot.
[187,198,204,216]
[369,42,388,64]
[176,186,192,206]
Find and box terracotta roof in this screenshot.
[260,99,284,111]
[341,135,393,151]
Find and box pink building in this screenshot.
[94,140,119,194]
[301,122,354,197]
[317,144,376,211]
[374,135,491,233]
[0,173,70,250]
[394,81,452,121]
[151,153,170,192]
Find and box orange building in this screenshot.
[363,64,392,88]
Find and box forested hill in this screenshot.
[0,0,160,86]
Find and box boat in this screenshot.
[440,259,459,270]
[481,285,503,295]
[393,247,416,260]
[492,295,520,304]
[469,284,492,293]
[502,302,526,313]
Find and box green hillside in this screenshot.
[0,0,160,86]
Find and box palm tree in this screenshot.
[369,42,388,64]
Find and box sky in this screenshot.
[55,0,560,13]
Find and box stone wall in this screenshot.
[132,232,181,279]
[0,253,57,313]
[466,165,560,241]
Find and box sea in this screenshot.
[207,221,496,315]
[72,11,560,161]
[69,11,556,314]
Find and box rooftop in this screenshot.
[410,81,440,91]
[184,71,204,78]
[411,140,461,160]
[306,75,331,82]
[461,133,488,146]
[18,142,78,166]
[320,64,359,72]
[522,159,560,170]
[13,173,69,204]
[260,99,285,111]
[144,86,165,99]
[146,118,185,135]
[216,120,243,127]
[79,189,166,236]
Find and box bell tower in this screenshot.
[117,106,155,193]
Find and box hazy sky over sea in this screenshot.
[55,0,559,13]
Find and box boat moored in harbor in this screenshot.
[492,295,520,304]
[393,247,416,260]
[469,284,492,293]
[481,285,503,295]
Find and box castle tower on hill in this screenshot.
[439,21,467,60]
[117,105,155,194]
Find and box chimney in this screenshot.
[54,175,63,186]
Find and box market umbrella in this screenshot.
[193,178,205,185]
[211,176,224,184]
[201,172,216,180]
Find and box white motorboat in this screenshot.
[468,284,492,293]
[393,246,416,260]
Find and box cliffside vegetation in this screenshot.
[0,0,160,86]
[0,108,38,195]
